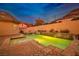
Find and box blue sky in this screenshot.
[0,3,79,24]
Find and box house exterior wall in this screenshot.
[25,19,79,34]
[0,21,20,36]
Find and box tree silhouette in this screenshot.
[35,18,45,26]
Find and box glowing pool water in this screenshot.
[28,34,72,49]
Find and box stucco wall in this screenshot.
[25,19,79,34]
[0,21,20,36]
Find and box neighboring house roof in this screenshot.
[0,11,21,24]
[0,11,34,26]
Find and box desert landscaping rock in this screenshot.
[62,48,75,56]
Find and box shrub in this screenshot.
[60,29,69,33]
[50,29,54,32]
[71,17,79,21]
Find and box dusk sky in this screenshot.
[0,3,79,24]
